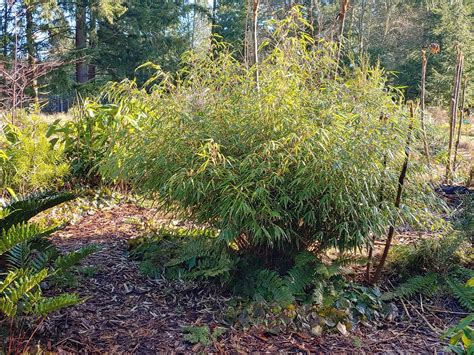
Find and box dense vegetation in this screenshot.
[0,0,472,352]
[0,192,96,349]
[94,14,442,293]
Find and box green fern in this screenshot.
[7,242,32,269]
[0,223,52,256]
[284,251,320,297]
[33,294,81,316]
[447,277,474,312]
[0,191,94,322]
[248,269,294,306]
[0,268,48,317]
[54,245,98,274]
[382,273,438,300]
[0,191,75,232]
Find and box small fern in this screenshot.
[447,277,474,312]
[54,245,98,274]
[0,223,49,256]
[0,268,48,317]
[0,191,93,323]
[33,294,81,316]
[382,273,438,300]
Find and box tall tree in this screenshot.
[75,0,88,84]
[75,0,126,85]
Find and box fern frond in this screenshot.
[0,192,75,232]
[7,269,48,303]
[447,278,474,311]
[452,267,474,281]
[7,242,32,269]
[0,223,46,255]
[382,273,438,300]
[285,265,313,296]
[249,269,294,305]
[0,297,17,317]
[33,294,81,316]
[54,245,98,274]
[0,268,28,293]
[0,268,48,316]
[30,250,55,272]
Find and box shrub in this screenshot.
[387,234,469,277]
[47,100,121,182]
[0,114,69,193]
[98,13,441,263]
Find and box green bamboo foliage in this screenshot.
[94,13,441,260]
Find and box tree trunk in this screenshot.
[75,0,88,84]
[308,0,314,38]
[316,0,322,39]
[420,49,431,167]
[211,0,218,34]
[446,49,463,183]
[88,9,97,81]
[3,0,9,58]
[371,103,415,284]
[25,3,39,104]
[453,76,468,173]
[335,0,350,72]
[358,0,366,53]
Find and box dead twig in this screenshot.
[405,299,442,335]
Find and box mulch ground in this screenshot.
[35,204,462,353]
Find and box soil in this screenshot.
[32,203,463,353]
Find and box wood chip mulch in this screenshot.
[35,204,458,353]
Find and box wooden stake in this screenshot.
[366,114,388,282]
[371,103,415,284]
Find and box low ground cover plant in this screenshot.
[0,191,96,350]
[386,194,473,310]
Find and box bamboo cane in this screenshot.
[446,48,463,183]
[371,103,415,284]
[453,76,468,174]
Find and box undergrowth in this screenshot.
[129,226,389,334]
[385,194,473,312]
[0,191,97,351]
[0,113,69,193]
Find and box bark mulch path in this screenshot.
[38,204,457,353]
